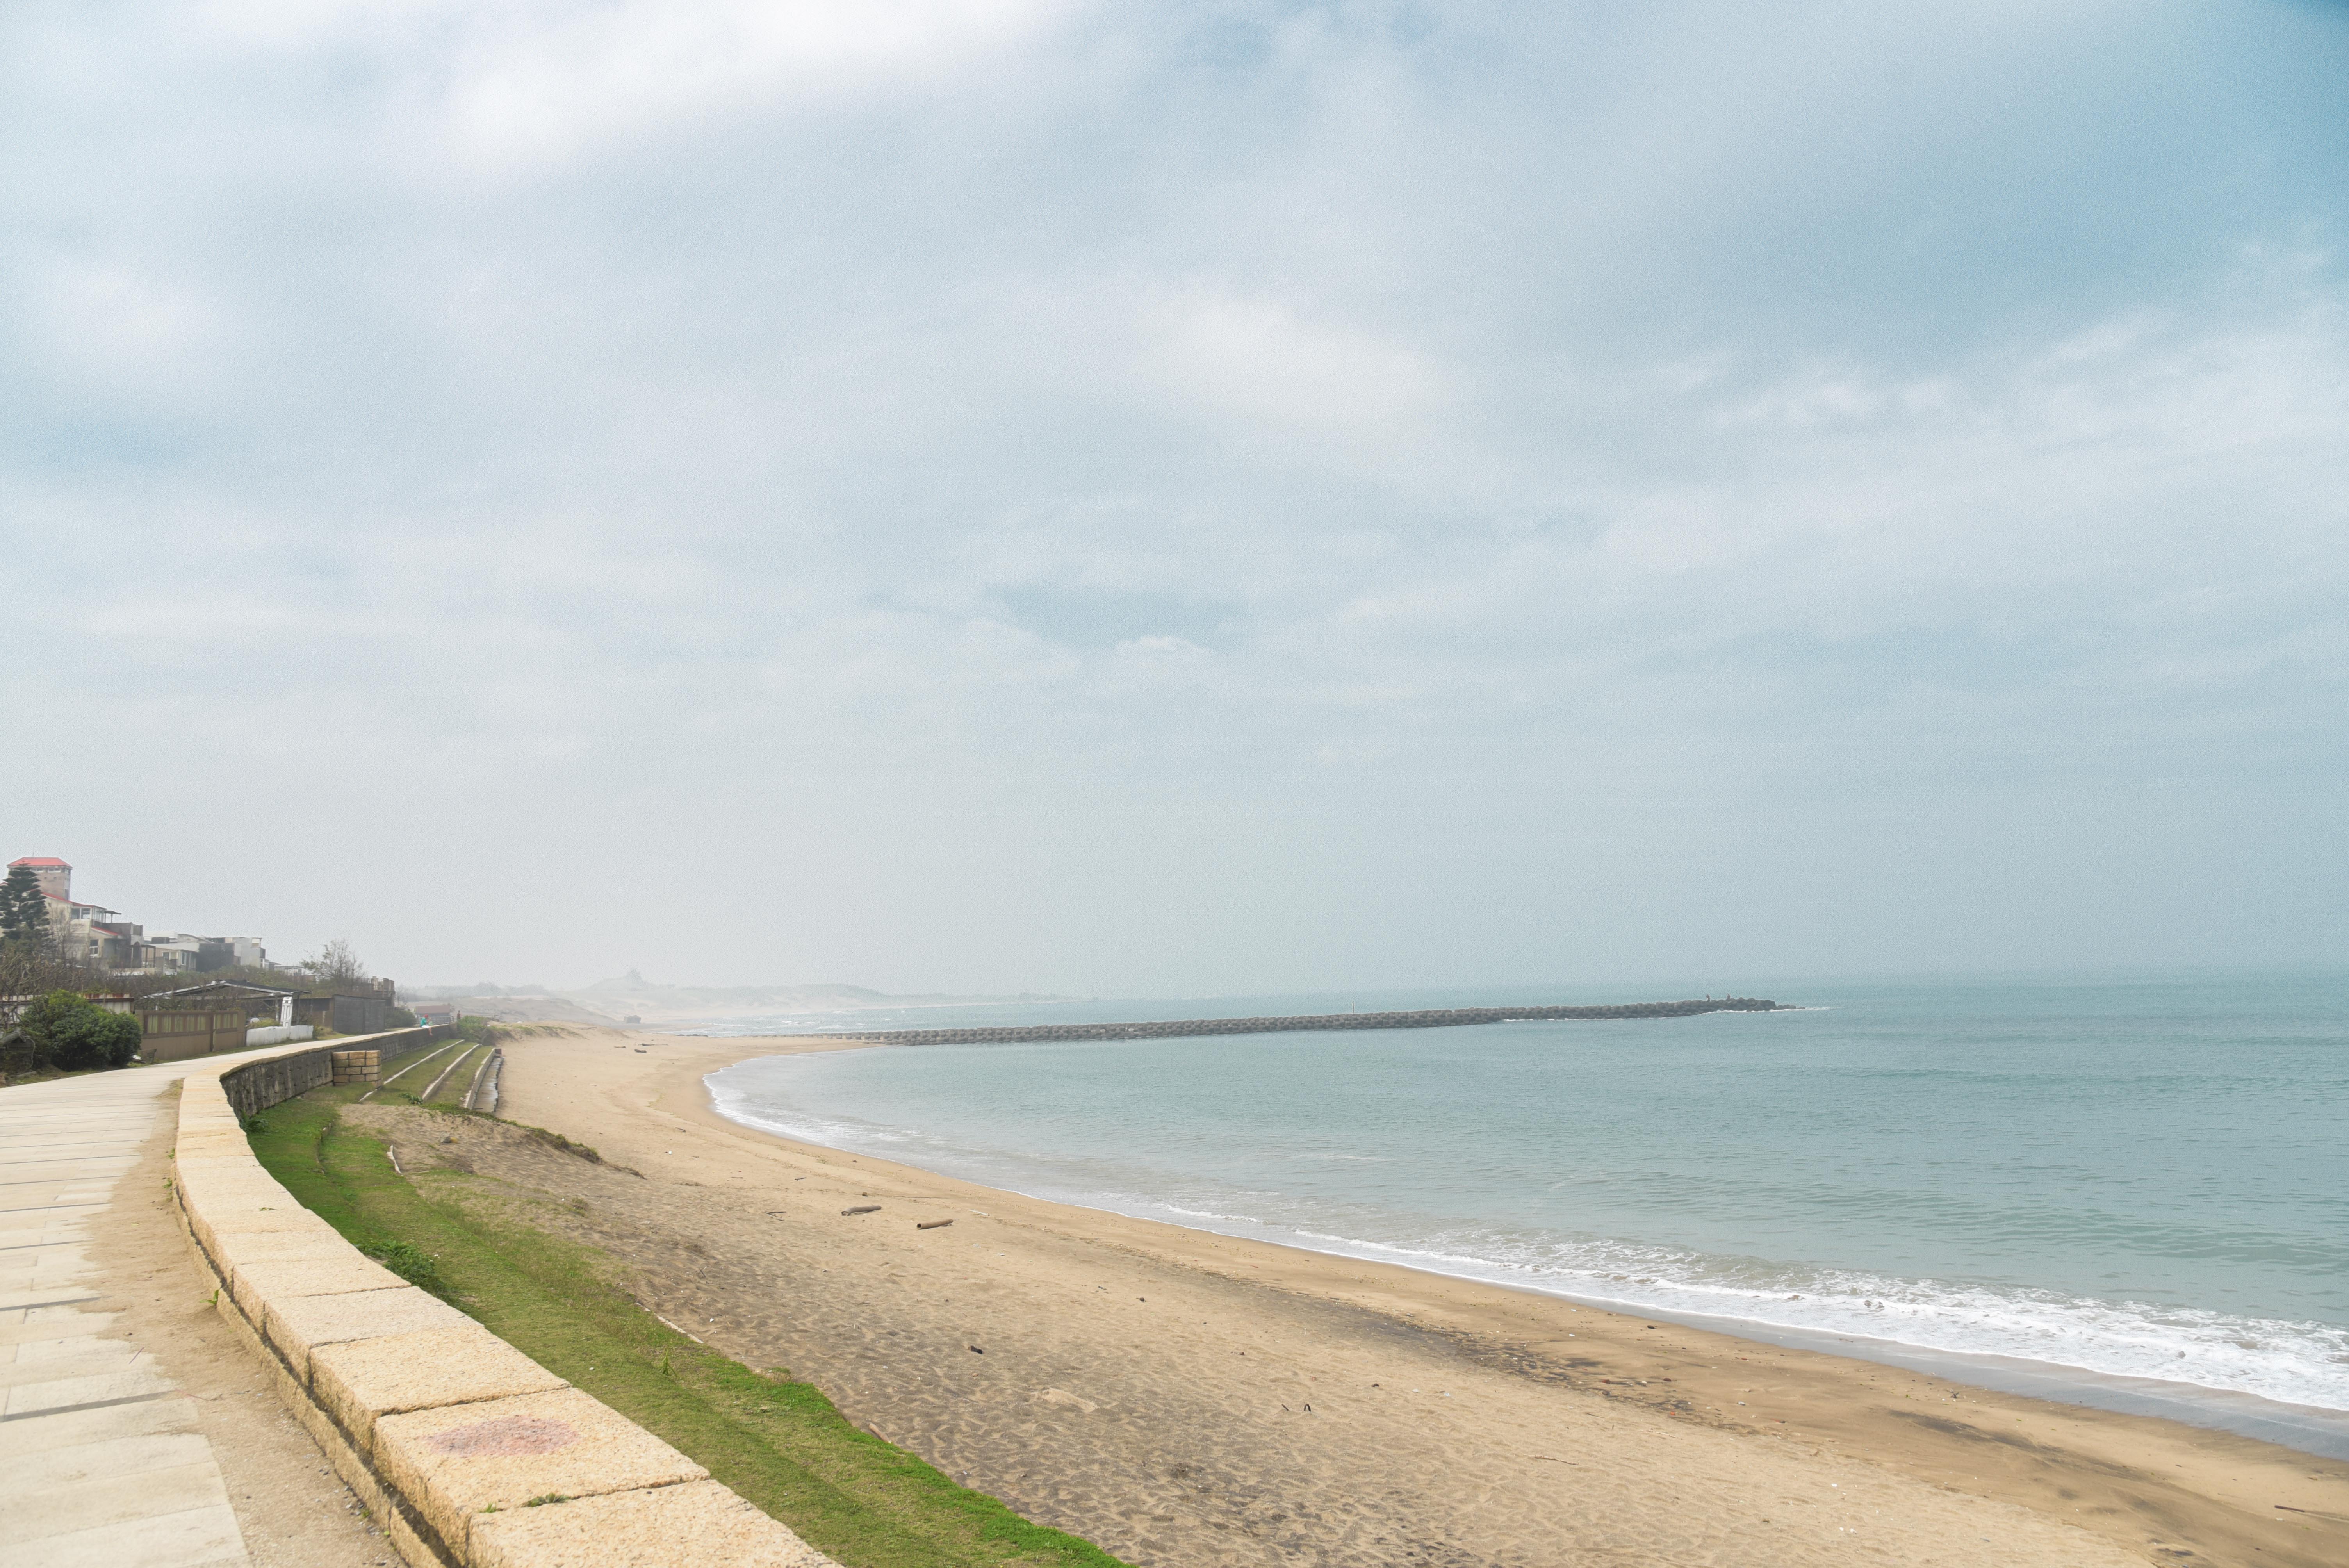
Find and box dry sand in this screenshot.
[455,1025,2349,1568]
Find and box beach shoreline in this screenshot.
[482,1023,2349,1568]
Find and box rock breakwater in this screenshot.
[832,997,1784,1047]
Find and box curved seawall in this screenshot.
[175,1031,831,1568]
[829,995,1784,1047]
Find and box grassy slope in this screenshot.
[244,1087,1126,1568]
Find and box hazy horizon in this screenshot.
[413,961,2349,1010]
[8,2,2345,994]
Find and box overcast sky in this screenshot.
[5,1,2345,996]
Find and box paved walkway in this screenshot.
[1,1064,252,1568]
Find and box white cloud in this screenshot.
[30,261,226,396]
[447,0,1075,165]
[1135,285,1449,437]
[194,0,1077,167]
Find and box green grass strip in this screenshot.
[245,1091,1126,1568]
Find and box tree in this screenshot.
[0,945,92,1028]
[17,991,142,1072]
[303,938,369,987]
[0,864,50,952]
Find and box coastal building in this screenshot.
[119,930,274,973]
[143,980,297,1026]
[10,857,71,902]
[291,977,399,1035]
[9,852,272,976]
[9,857,141,968]
[134,1001,250,1062]
[137,933,205,971]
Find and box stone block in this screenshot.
[312,1326,567,1454]
[470,1479,832,1568]
[264,1287,474,1379]
[173,1170,289,1208]
[228,1254,405,1320]
[374,1387,706,1555]
[184,1192,337,1258]
[169,1154,261,1179]
[170,1132,251,1160]
[210,1229,355,1269]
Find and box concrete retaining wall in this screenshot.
[174,1032,831,1568]
[834,996,1787,1048]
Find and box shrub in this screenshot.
[17,991,143,1072]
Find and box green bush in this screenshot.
[17,991,143,1072]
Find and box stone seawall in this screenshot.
[832,996,1784,1047]
[217,1026,450,1119]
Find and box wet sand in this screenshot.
[464,1025,2349,1568]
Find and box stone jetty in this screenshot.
[832,996,1784,1047]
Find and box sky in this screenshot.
[4,0,2345,997]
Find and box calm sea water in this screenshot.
[699,971,2349,1453]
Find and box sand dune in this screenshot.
[446,1026,2349,1568]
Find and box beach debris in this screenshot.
[1033,1387,1096,1413]
[843,1205,881,1216]
[917,1219,953,1230]
[969,1344,985,1354]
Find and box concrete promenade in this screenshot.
[2,1063,258,1565]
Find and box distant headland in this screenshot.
[830,996,1786,1047]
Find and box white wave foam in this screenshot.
[1223,1225,2349,1412]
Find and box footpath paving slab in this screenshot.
[0,1067,257,1567]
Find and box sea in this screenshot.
[692,969,2349,1457]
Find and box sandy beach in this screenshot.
[434,1025,2349,1568]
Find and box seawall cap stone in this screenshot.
[214,1233,367,1299]
[187,1197,339,1256]
[176,1171,295,1207]
[173,1141,265,1169]
[171,1153,271,1177]
[264,1286,476,1376]
[374,1386,708,1554]
[312,1325,569,1454]
[230,1253,406,1319]
[211,1229,360,1266]
[470,1478,832,1568]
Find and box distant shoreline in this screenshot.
[820,995,1785,1046]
